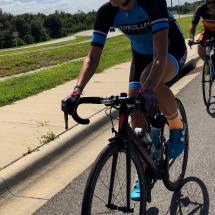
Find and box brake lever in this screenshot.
[62,100,69,130]
[64,112,68,130]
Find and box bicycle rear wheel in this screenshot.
[81,140,146,214]
[162,98,189,191]
[202,58,212,106]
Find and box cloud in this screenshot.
[0,0,13,3]
[42,0,57,2]
[0,0,195,15]
[0,0,107,15]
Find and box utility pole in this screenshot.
[179,0,180,18]
[171,0,173,12]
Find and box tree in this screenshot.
[44,14,62,38]
[31,18,48,42]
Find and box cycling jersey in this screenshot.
[192,3,215,31]
[91,0,184,55]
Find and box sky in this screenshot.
[0,0,198,16]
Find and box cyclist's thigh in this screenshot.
[129,47,153,96]
[201,27,214,41]
[139,42,187,84]
[165,42,187,82]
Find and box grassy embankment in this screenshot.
[0,16,203,107]
[177,16,203,38]
[0,35,132,106]
[0,36,91,56]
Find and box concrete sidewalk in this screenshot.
[0,36,201,191]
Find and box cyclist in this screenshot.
[189,0,215,73]
[63,0,187,200]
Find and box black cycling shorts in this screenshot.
[129,44,187,89]
[199,27,215,41]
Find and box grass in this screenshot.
[177,16,203,38]
[0,34,132,107]
[40,132,58,144]
[0,36,91,56]
[0,41,91,77]
[23,147,39,156]
[0,16,202,106]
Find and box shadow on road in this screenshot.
[207,99,215,117]
[169,177,209,215]
[147,177,209,215]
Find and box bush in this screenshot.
[14,37,25,46]
[24,34,35,44]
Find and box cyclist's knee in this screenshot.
[197,44,206,59]
[131,112,146,130]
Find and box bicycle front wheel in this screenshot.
[81,140,146,215]
[202,59,212,106]
[163,98,189,191]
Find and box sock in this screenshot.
[165,111,183,129]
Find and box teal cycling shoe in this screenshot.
[167,120,186,158]
[131,180,140,201]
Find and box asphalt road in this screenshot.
[32,72,215,214]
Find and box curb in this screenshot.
[0,108,118,197]
[0,54,200,197]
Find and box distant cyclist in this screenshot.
[62,0,187,200]
[189,0,215,73]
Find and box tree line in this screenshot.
[168,1,205,14]
[0,9,96,49]
[0,1,207,49]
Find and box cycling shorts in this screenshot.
[129,44,187,89]
[198,27,215,41]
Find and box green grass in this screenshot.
[0,36,91,56]
[0,40,91,77]
[177,16,203,38]
[0,35,132,107]
[0,16,202,106]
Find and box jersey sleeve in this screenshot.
[91,3,115,49]
[192,5,202,25]
[144,0,169,34]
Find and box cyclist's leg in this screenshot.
[129,47,153,130]
[140,44,187,158]
[198,27,208,60]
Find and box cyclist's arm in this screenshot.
[142,29,168,91]
[189,23,197,40]
[190,4,202,40]
[73,3,112,93]
[74,46,102,93]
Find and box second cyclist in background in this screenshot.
[189,0,215,73]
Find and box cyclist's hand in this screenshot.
[61,92,80,115]
[188,38,194,47]
[135,89,159,117]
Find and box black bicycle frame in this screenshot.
[107,100,163,212]
[63,95,170,212]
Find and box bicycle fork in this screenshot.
[106,101,134,213]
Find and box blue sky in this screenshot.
[0,0,198,15]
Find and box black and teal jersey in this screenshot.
[91,0,184,55]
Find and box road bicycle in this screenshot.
[190,38,215,106]
[62,94,189,214]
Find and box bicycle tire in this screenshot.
[163,98,189,191]
[202,58,212,107]
[81,140,146,215]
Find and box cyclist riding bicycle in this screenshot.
[62,0,187,200]
[189,0,215,73]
